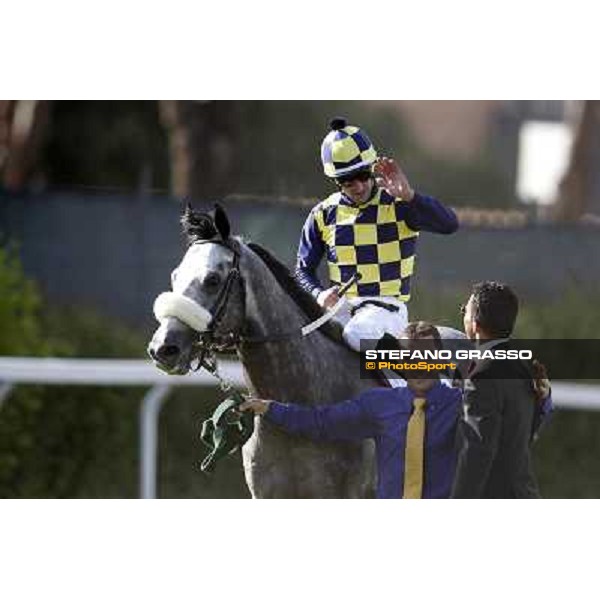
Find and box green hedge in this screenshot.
[0,246,142,497]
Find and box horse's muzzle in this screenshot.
[148,318,198,375]
[147,342,189,375]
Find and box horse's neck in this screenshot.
[237,247,373,404]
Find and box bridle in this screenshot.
[188,238,246,371]
[166,237,358,374]
[185,238,307,372]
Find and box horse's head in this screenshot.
[147,203,246,374]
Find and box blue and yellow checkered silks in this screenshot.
[320,118,378,178]
[313,188,419,300]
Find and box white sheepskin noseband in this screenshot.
[153,292,212,332]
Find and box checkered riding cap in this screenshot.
[320,117,378,178]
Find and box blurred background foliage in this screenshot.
[44,101,169,191]
[230,101,512,206]
[40,101,513,207]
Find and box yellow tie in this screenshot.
[403,396,427,499]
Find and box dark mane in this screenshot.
[246,242,332,329]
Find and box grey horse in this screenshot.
[148,204,463,498]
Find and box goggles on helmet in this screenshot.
[335,169,373,186]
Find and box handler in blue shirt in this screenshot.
[240,322,462,499]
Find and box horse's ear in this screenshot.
[213,203,231,240]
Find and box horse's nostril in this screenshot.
[157,344,180,360]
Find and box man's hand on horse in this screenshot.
[373,157,415,201]
[238,398,272,415]
[317,286,341,310]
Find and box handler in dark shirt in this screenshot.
[452,281,547,498]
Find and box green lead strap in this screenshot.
[198,357,254,473]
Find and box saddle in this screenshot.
[199,392,255,473]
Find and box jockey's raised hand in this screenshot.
[317,286,341,310]
[373,157,415,201]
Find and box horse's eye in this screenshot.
[204,273,221,290]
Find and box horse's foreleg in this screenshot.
[241,419,297,498]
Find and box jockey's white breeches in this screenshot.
[335,296,409,352]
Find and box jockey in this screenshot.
[295,117,459,351]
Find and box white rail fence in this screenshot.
[0,356,599,498]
